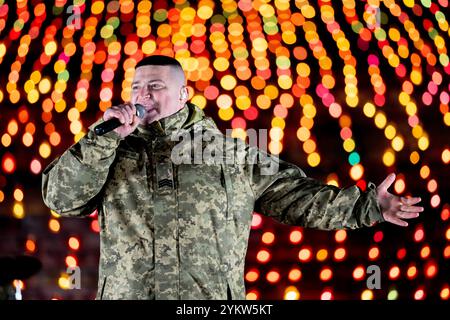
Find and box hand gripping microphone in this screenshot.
[94,104,146,136]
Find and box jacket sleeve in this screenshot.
[41,119,122,217]
[247,147,385,230]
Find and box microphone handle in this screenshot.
[94,118,123,136]
[94,104,145,136]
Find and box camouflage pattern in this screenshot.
[42,103,384,300]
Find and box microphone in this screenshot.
[94,104,146,136]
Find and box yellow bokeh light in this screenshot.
[236,96,251,110]
[363,102,376,118]
[296,62,310,77]
[39,142,51,159]
[55,99,67,113]
[374,112,387,129]
[256,95,271,110]
[278,75,293,89]
[410,151,420,164]
[213,57,229,72]
[442,149,450,164]
[269,141,283,155]
[217,94,233,109]
[28,89,39,104]
[303,139,316,154]
[399,92,410,105]
[444,112,450,126]
[23,132,33,147]
[392,136,404,151]
[246,292,258,300]
[0,43,6,58]
[141,40,156,55]
[272,117,286,130]
[180,7,196,20]
[50,210,61,218]
[54,60,66,74]
[384,125,396,140]
[301,4,316,18]
[191,95,206,109]
[264,85,279,100]
[343,138,355,152]
[24,80,35,93]
[58,275,70,289]
[38,78,52,94]
[197,5,213,20]
[410,70,422,85]
[74,132,86,143]
[303,104,316,118]
[383,149,396,167]
[49,218,60,233]
[218,107,234,121]
[13,202,25,219]
[8,120,19,136]
[361,289,374,300]
[418,136,429,151]
[412,125,423,139]
[92,1,105,14]
[1,132,12,147]
[45,41,57,56]
[296,127,310,142]
[307,152,321,167]
[350,164,364,180]
[284,286,300,300]
[252,38,268,52]
[322,74,335,89]
[10,90,21,103]
[346,96,359,108]
[30,71,41,84]
[316,249,328,261]
[270,127,284,141]
[405,102,417,116]
[420,165,430,179]
[70,120,82,135]
[220,75,237,90]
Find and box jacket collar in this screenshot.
[134,103,204,139]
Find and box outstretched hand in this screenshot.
[376,173,424,227]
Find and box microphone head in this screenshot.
[134,104,146,119]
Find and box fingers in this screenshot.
[401,196,421,206]
[396,211,420,219]
[104,104,136,125]
[378,173,396,191]
[123,104,136,125]
[400,205,424,213]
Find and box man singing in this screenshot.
[42,55,423,300]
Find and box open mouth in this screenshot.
[136,99,157,111]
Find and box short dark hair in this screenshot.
[135,55,183,69]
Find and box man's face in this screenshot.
[131,65,187,125]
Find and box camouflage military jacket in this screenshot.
[42,103,384,300]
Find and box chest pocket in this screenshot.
[176,163,227,219]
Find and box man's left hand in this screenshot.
[376,173,424,227]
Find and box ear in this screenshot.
[180,86,188,101]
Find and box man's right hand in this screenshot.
[102,103,142,138]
